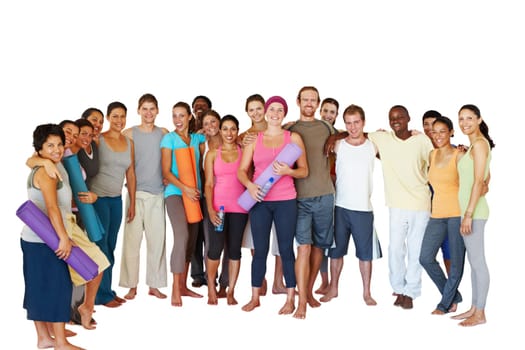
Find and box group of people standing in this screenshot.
[20,87,495,348]
[325,102,493,327]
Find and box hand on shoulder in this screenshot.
[456,144,468,153]
[241,132,257,148]
[282,121,296,130]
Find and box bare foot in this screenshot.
[148,288,167,299]
[292,302,307,319]
[393,294,404,306]
[180,288,203,298]
[279,300,296,315]
[307,294,321,308]
[451,308,475,320]
[242,299,260,312]
[448,303,458,313]
[103,299,121,308]
[207,295,218,305]
[55,343,85,350]
[171,293,182,307]
[260,279,267,296]
[124,288,137,300]
[48,326,76,338]
[77,305,96,330]
[64,328,77,337]
[314,283,329,295]
[217,286,227,298]
[431,309,445,315]
[364,295,377,306]
[459,314,486,327]
[114,295,127,304]
[207,286,218,305]
[272,284,287,295]
[37,338,54,349]
[227,292,238,305]
[320,289,338,302]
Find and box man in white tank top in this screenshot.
[319,104,382,306]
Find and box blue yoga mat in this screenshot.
[62,154,104,242]
[16,200,99,281]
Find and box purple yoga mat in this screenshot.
[237,142,303,211]
[16,200,99,281]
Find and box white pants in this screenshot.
[119,191,167,289]
[388,208,430,299]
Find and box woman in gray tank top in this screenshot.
[90,101,137,308]
[21,124,84,350]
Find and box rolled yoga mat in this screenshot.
[174,147,203,223]
[237,142,303,211]
[16,200,99,281]
[62,154,104,242]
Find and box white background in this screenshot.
[1,1,523,349]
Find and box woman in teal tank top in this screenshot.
[452,104,495,327]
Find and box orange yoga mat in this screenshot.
[174,147,203,223]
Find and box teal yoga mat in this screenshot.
[62,154,104,242]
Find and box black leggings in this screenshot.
[207,212,248,261]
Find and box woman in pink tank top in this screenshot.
[204,115,248,306]
[201,109,229,296]
[237,96,308,315]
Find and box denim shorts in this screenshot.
[295,194,334,249]
[329,206,374,260]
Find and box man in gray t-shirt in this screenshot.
[119,93,169,300]
[285,86,336,319]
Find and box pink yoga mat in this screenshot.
[16,200,99,281]
[237,142,302,211]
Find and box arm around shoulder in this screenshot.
[122,128,133,139]
[323,131,347,156]
[26,152,62,180]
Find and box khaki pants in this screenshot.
[119,191,167,288]
[65,214,110,286]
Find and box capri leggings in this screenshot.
[165,195,199,274]
[207,212,248,261]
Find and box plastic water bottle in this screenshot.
[215,205,225,232]
[258,177,275,200]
